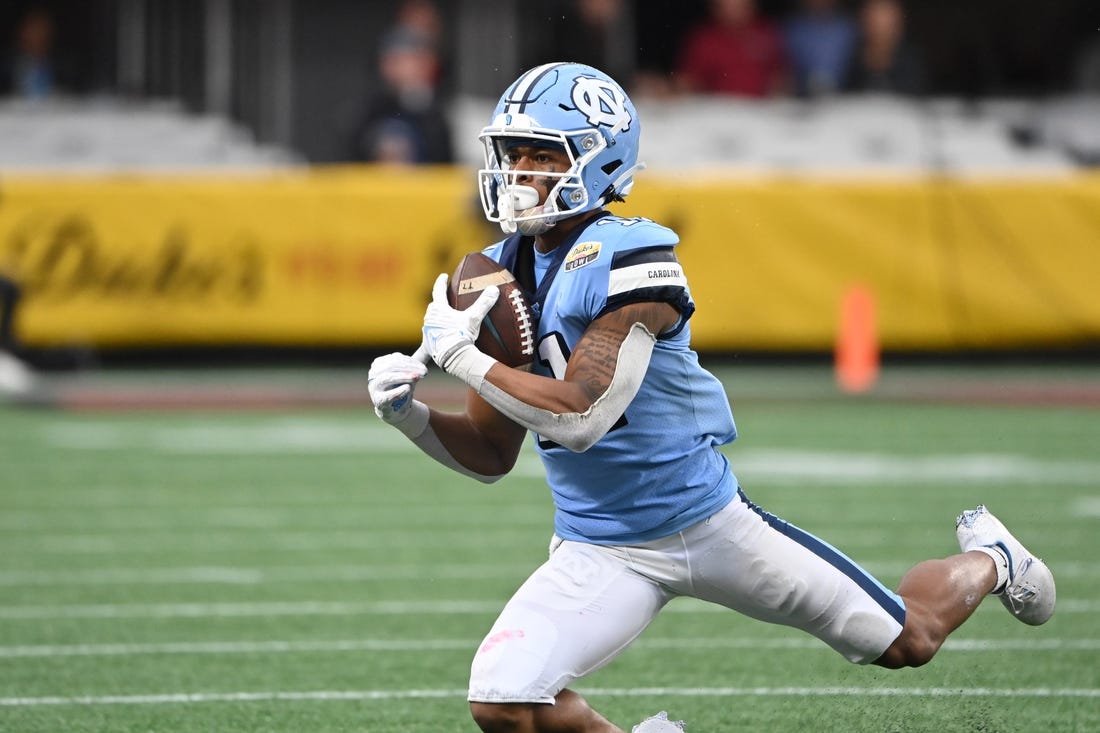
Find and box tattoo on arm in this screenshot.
[572,321,620,399]
[567,302,677,401]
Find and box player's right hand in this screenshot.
[368,352,428,424]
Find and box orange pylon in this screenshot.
[835,284,879,394]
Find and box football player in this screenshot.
[368,62,1055,733]
[0,269,34,395]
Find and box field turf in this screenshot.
[1,364,1097,732]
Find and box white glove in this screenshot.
[422,273,499,371]
[368,352,428,424]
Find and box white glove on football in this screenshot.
[368,352,428,424]
[422,273,499,371]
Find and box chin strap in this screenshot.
[497,185,557,236]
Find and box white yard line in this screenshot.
[0,598,1096,620]
[1,637,1097,659]
[0,600,503,619]
[1,527,1088,556]
[589,686,1100,699]
[41,421,416,455]
[727,449,1100,485]
[2,686,1097,707]
[1072,496,1100,517]
[0,639,474,658]
[0,564,531,586]
[38,421,1100,484]
[0,507,549,532]
[0,561,1094,587]
[0,689,464,707]
[0,529,542,555]
[514,450,1100,485]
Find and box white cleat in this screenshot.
[633,711,686,732]
[956,504,1056,626]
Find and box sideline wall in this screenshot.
[1,168,1097,352]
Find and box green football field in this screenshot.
[1,364,1098,732]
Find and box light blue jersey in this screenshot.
[485,213,738,544]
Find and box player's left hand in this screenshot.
[422,273,499,371]
[368,352,428,424]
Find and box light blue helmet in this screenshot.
[478,62,645,235]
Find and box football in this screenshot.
[448,252,536,369]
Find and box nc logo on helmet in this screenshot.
[571,76,632,135]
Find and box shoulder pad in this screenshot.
[589,216,680,251]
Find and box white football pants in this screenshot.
[468,490,905,704]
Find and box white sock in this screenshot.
[971,544,1011,594]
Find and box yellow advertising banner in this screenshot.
[1,168,1098,352]
[0,168,485,348]
[620,174,1100,351]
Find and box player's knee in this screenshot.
[469,701,530,732]
[877,626,940,668]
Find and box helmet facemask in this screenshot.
[478,124,608,236]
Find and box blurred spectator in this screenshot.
[350,25,453,165]
[783,0,857,98]
[843,0,924,96]
[391,0,453,94]
[539,0,635,92]
[1074,38,1100,94]
[1,7,57,99]
[675,0,788,98]
[394,0,444,51]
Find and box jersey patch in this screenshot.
[564,241,601,272]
